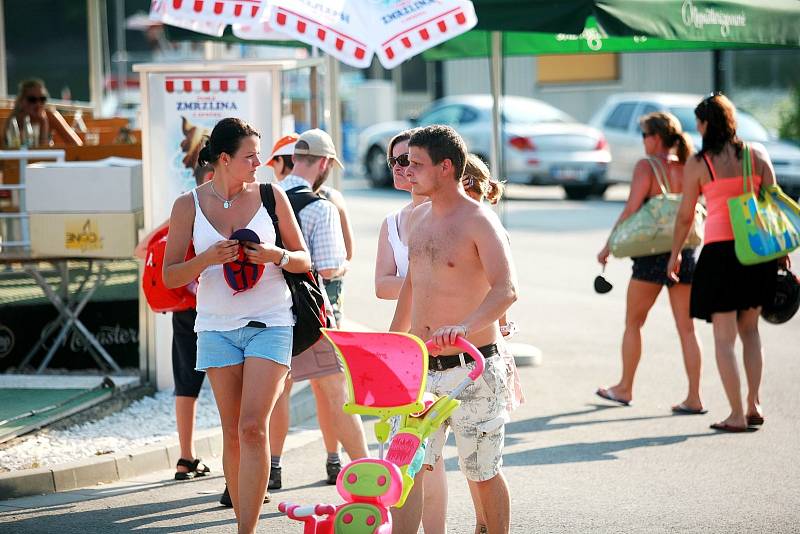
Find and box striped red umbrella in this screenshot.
[155,0,477,68]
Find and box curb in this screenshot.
[0,382,317,501]
[510,342,544,367]
[0,323,537,501]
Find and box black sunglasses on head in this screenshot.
[701,90,724,106]
[26,96,47,104]
[697,90,724,119]
[387,153,410,168]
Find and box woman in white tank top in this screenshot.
[375,131,427,299]
[163,118,310,533]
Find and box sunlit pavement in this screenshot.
[2,182,798,533]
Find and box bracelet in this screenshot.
[500,321,519,338]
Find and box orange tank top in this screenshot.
[701,153,762,244]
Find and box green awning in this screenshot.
[469,0,800,47]
[424,15,778,60]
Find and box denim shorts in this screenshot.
[196,325,293,371]
[632,248,696,287]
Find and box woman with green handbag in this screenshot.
[668,93,784,433]
[597,112,705,414]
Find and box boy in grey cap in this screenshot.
[268,129,368,490]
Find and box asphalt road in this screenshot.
[1,183,798,533]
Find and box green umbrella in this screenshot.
[424,16,777,59]
[469,0,800,46]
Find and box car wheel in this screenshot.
[563,184,593,200]
[365,146,391,187]
[591,183,609,198]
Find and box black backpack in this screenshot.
[284,184,323,214]
[260,183,326,356]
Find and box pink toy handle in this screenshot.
[425,335,485,380]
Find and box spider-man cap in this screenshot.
[223,229,264,294]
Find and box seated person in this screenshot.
[2,79,82,147]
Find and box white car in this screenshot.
[358,95,612,199]
[589,92,800,198]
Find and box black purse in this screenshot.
[260,184,326,356]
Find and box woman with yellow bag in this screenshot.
[668,93,784,433]
[596,112,705,414]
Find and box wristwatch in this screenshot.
[277,249,289,267]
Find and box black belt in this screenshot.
[428,343,498,372]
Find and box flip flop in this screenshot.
[747,414,765,426]
[671,403,708,415]
[709,422,752,433]
[595,387,631,406]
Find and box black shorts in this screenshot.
[631,248,696,287]
[690,241,777,323]
[172,309,205,397]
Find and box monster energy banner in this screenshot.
[0,301,139,371]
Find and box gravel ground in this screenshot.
[0,386,219,472]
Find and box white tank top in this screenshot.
[191,189,294,332]
[386,210,409,278]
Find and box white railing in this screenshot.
[0,149,66,249]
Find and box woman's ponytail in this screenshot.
[198,118,260,167]
[674,132,693,164]
[485,179,505,205]
[197,139,213,167]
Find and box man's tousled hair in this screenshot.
[409,125,467,181]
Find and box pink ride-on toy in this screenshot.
[279,330,486,533]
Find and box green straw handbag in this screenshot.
[609,158,705,258]
[728,144,800,265]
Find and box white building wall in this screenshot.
[444,52,714,122]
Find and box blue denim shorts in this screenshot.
[196,325,293,371]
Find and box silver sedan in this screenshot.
[358,95,612,199]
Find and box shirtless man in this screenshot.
[390,125,518,534]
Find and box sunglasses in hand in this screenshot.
[387,153,410,168]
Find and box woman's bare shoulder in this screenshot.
[172,189,197,213]
[748,142,770,165]
[323,186,345,204]
[681,152,704,170]
[631,157,656,182]
[410,200,431,216]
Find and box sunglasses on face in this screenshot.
[387,153,410,168]
[25,96,47,104]
[641,131,652,139]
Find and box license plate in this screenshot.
[551,166,589,181]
